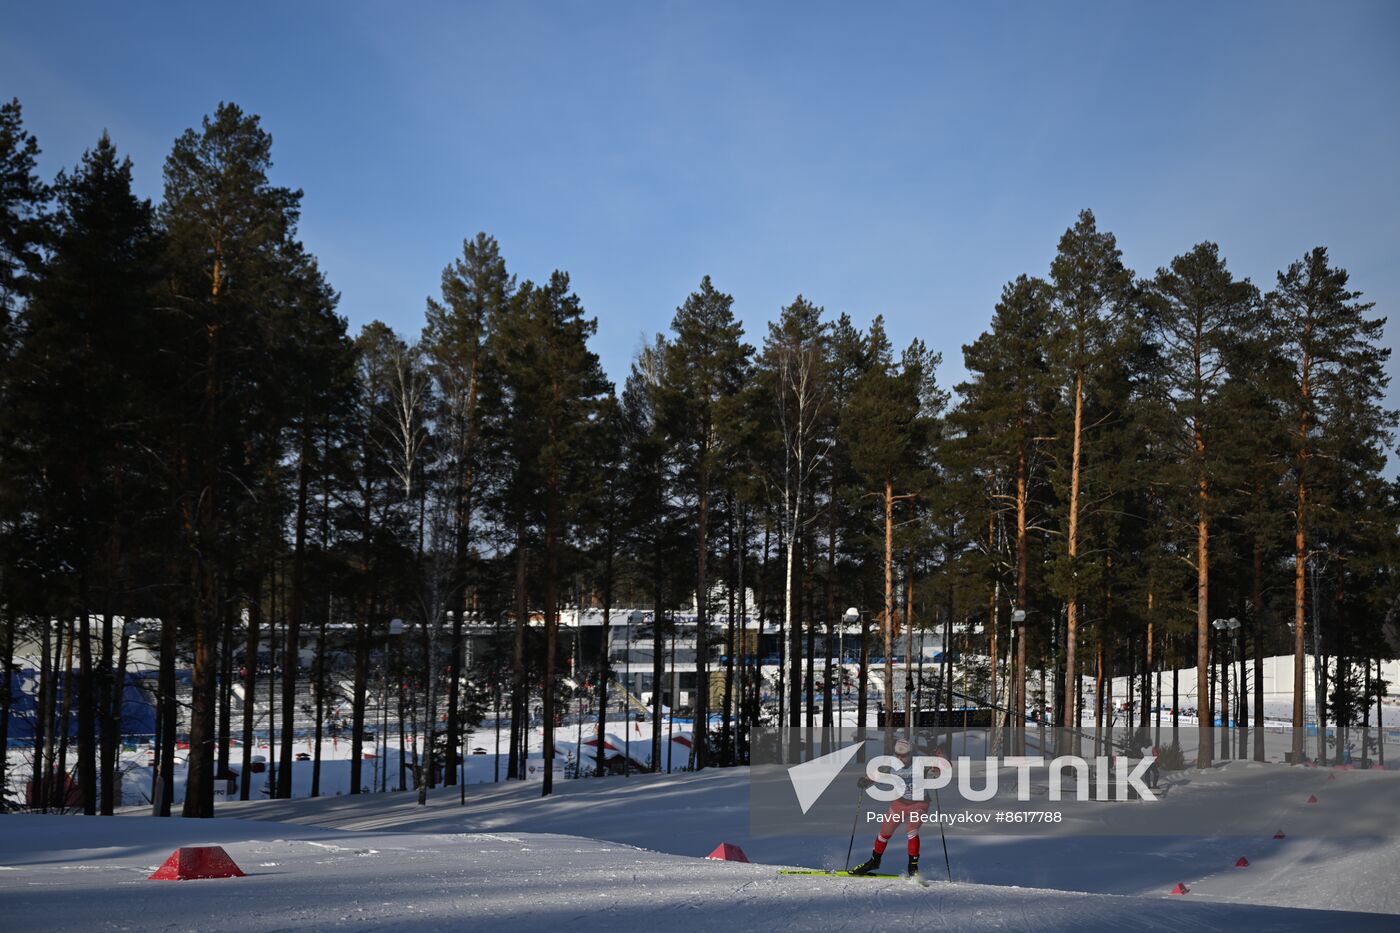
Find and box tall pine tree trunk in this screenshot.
[804,532,817,732]
[509,526,527,780]
[1292,355,1311,763]
[1094,641,1105,755]
[883,477,894,738]
[987,510,997,713]
[542,466,561,797]
[736,510,749,759]
[694,482,710,769]
[1196,454,1212,769]
[349,605,368,795]
[1293,473,1308,763]
[312,599,327,797]
[595,548,613,779]
[0,601,12,804]
[77,601,96,814]
[98,608,115,815]
[905,551,916,740]
[1014,437,1029,752]
[240,571,261,801]
[446,370,478,788]
[1142,605,1153,732]
[184,258,224,819]
[278,425,312,798]
[1253,540,1266,761]
[313,469,331,797]
[651,543,665,773]
[823,495,836,730]
[350,467,375,796]
[183,562,218,817]
[217,599,234,789]
[723,505,736,761]
[153,608,176,816]
[1062,372,1083,739]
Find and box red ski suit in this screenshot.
[873,797,929,857]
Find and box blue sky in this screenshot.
[5,2,1398,427]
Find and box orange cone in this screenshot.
[1306,794,1318,803]
[149,846,245,880]
[1170,882,1190,895]
[1235,857,1250,868]
[1273,830,1286,839]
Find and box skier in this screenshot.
[850,737,929,877]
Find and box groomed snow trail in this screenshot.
[0,815,1392,932]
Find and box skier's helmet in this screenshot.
[893,738,912,756]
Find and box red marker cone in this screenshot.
[148,846,245,880]
[1170,882,1190,895]
[706,842,749,862]
[1273,830,1286,839]
[1306,794,1318,803]
[1235,857,1250,868]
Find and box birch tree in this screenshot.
[759,296,831,729]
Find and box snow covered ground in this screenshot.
[1,808,1394,932]
[208,761,1400,913]
[3,756,1399,930]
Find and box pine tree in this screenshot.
[953,275,1053,741]
[0,101,49,794]
[618,338,683,771]
[1211,292,1292,760]
[489,272,609,795]
[7,133,160,813]
[657,277,750,768]
[584,392,623,776]
[268,249,347,798]
[1267,248,1395,762]
[821,314,870,728]
[422,233,513,786]
[348,322,420,793]
[844,318,943,737]
[1143,242,1257,767]
[159,102,303,816]
[1046,210,1134,735]
[0,98,48,342]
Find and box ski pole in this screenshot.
[844,786,864,871]
[931,785,952,882]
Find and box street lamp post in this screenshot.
[1009,610,1027,755]
[1211,618,1239,760]
[843,608,861,732]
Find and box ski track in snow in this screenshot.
[1,761,1397,930]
